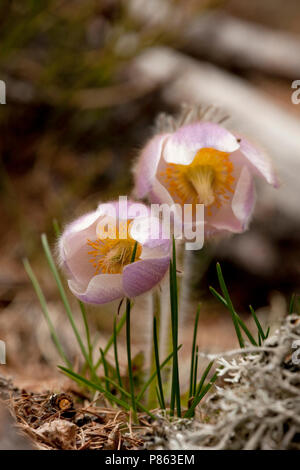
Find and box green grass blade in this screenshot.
[137,345,182,402]
[52,218,61,238]
[193,345,199,397]
[79,301,93,362]
[209,286,228,308]
[258,331,262,346]
[236,316,257,346]
[188,360,214,417]
[113,317,123,391]
[211,283,257,346]
[195,361,214,397]
[94,312,126,371]
[153,316,165,409]
[58,366,130,410]
[126,298,137,420]
[23,258,71,368]
[184,371,218,418]
[52,221,94,366]
[249,305,266,341]
[41,233,97,380]
[216,263,244,348]
[289,293,296,314]
[189,304,200,399]
[100,348,109,393]
[156,386,164,410]
[100,375,156,419]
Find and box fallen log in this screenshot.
[184,11,300,79]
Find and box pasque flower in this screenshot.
[133,110,279,235]
[59,200,170,304]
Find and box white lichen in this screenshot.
[147,314,300,450]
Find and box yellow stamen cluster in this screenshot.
[87,221,142,275]
[160,148,235,214]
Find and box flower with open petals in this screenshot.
[133,112,278,236]
[58,200,170,304]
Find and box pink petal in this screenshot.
[60,210,102,260]
[206,166,255,233]
[232,166,255,224]
[68,274,124,305]
[123,257,170,297]
[238,137,279,187]
[163,122,240,165]
[64,244,95,287]
[205,206,244,234]
[133,134,168,198]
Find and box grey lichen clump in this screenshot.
[148,314,300,450]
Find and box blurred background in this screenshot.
[0,0,300,389]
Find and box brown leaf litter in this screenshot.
[1,378,150,450]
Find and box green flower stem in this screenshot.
[126,242,139,422]
[113,317,123,392]
[94,312,126,371]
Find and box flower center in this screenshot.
[160,147,235,212]
[87,221,142,275]
[185,165,216,206]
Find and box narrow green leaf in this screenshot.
[249,305,266,341]
[137,345,182,402]
[23,258,71,368]
[258,331,262,346]
[41,233,97,380]
[101,375,156,419]
[53,220,94,366]
[211,282,257,346]
[94,312,126,371]
[209,286,227,308]
[100,348,109,393]
[153,316,165,409]
[289,293,296,314]
[79,301,93,362]
[52,218,61,238]
[58,366,130,410]
[193,345,199,397]
[156,386,164,410]
[236,316,257,346]
[184,371,218,418]
[113,317,123,392]
[195,361,214,397]
[215,263,244,348]
[189,304,201,399]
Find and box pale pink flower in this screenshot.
[59,200,170,304]
[133,115,278,236]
